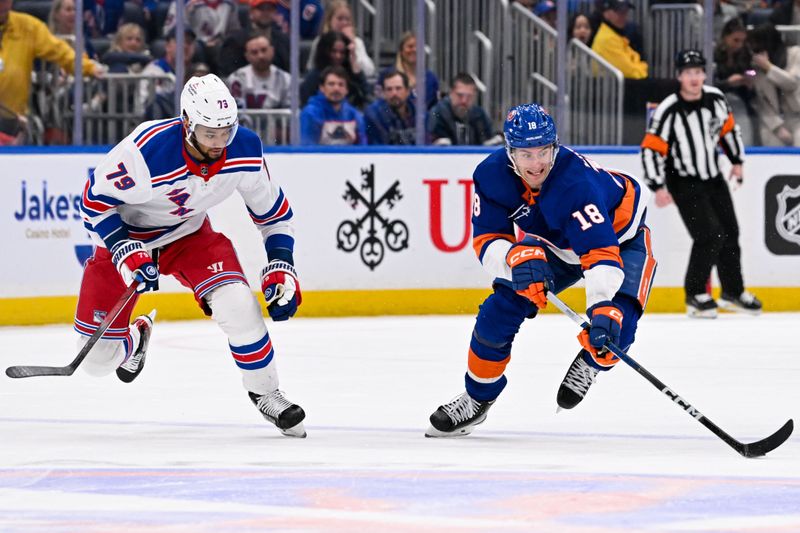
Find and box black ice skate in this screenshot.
[116,310,156,383]
[425,391,494,437]
[556,351,600,410]
[248,390,307,438]
[719,291,762,315]
[686,293,718,319]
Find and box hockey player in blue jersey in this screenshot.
[426,103,657,437]
[77,74,306,437]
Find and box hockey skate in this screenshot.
[719,291,762,315]
[116,310,156,383]
[248,390,307,438]
[556,351,600,410]
[425,391,494,437]
[686,293,718,319]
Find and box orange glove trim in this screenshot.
[591,305,624,327]
[506,245,547,268]
[577,330,621,367]
[517,282,548,309]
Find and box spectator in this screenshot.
[770,0,800,46]
[703,0,739,40]
[748,23,800,146]
[714,17,758,145]
[0,0,103,127]
[272,0,323,40]
[103,22,151,73]
[163,0,240,49]
[218,0,290,78]
[300,65,366,145]
[427,73,502,146]
[227,33,290,109]
[300,30,370,108]
[591,0,648,79]
[377,31,439,109]
[589,0,643,54]
[306,0,375,77]
[569,13,593,45]
[48,0,97,58]
[534,1,557,28]
[364,70,420,145]
[139,27,197,119]
[84,0,128,37]
[641,49,761,318]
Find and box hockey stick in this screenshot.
[546,292,794,458]
[5,283,138,378]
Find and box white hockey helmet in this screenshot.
[180,74,239,146]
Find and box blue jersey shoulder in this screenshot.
[227,126,264,159]
[473,148,524,205]
[137,120,185,178]
[540,147,610,211]
[544,147,594,192]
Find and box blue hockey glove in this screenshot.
[261,260,302,321]
[578,300,623,367]
[505,236,554,309]
[111,240,159,293]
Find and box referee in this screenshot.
[641,49,762,318]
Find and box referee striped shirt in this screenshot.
[640,85,744,190]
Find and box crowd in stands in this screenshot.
[2,0,800,147]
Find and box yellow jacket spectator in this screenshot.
[0,9,102,116]
[591,0,648,80]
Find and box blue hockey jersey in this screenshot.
[472,146,650,305]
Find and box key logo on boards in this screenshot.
[336,164,409,270]
[765,175,800,255]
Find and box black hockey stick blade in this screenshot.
[738,419,794,458]
[546,292,794,458]
[6,283,138,379]
[6,363,77,378]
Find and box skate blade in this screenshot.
[424,424,474,438]
[280,422,307,438]
[687,306,717,319]
[718,301,762,316]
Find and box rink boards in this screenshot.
[1,146,799,324]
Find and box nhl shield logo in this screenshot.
[200,164,209,177]
[776,185,800,245]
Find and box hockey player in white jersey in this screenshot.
[77,74,306,437]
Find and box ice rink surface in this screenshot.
[1,311,798,532]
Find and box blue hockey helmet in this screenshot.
[503,103,557,149]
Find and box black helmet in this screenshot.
[675,49,706,72]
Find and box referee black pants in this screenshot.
[666,174,745,298]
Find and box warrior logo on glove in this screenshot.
[110,239,160,293]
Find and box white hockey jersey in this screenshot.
[81,118,293,256]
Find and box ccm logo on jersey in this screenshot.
[507,247,545,266]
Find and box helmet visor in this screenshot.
[192,122,239,149]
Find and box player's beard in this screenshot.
[190,134,224,162]
[201,146,224,161]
